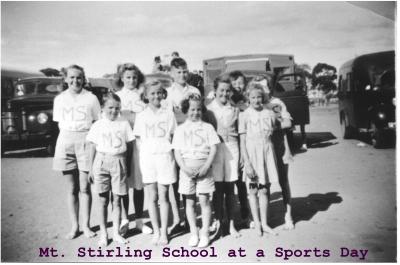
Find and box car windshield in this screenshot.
[16,80,62,96]
[377,69,395,90]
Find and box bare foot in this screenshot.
[152,232,160,245]
[158,234,169,246]
[261,225,278,236]
[113,234,128,244]
[65,228,79,240]
[229,225,242,238]
[82,227,96,238]
[284,216,295,230]
[254,223,263,237]
[98,234,108,247]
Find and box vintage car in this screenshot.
[2,76,111,155]
[2,77,63,155]
[338,50,395,148]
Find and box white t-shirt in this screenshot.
[53,89,101,131]
[164,82,200,109]
[207,100,239,137]
[172,120,220,160]
[238,107,275,139]
[116,88,146,113]
[86,117,135,155]
[133,106,177,154]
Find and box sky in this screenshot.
[1,1,395,77]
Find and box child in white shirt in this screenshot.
[87,93,135,246]
[115,63,152,236]
[53,64,100,240]
[172,93,220,248]
[133,80,178,245]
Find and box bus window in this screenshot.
[346,73,352,92]
[338,75,342,91]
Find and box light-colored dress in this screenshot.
[238,107,278,185]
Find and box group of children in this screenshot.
[52,57,294,249]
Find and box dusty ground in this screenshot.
[1,105,396,262]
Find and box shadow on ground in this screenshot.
[291,132,338,154]
[269,191,343,228]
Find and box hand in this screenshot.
[182,166,197,179]
[197,164,211,178]
[245,163,256,179]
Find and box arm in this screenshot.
[240,134,256,180]
[87,141,97,183]
[197,144,217,178]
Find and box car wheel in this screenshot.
[341,114,352,139]
[370,122,385,148]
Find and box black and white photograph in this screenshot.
[1,1,396,262]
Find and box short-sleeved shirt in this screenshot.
[87,117,135,155]
[238,107,275,139]
[53,89,101,131]
[116,88,146,113]
[206,100,239,142]
[172,120,220,160]
[165,82,200,109]
[133,106,177,154]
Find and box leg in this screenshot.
[78,170,96,238]
[198,193,212,248]
[226,182,241,238]
[259,187,277,235]
[247,186,262,237]
[63,169,80,239]
[112,194,128,244]
[119,194,129,236]
[145,183,160,245]
[236,177,250,221]
[168,184,182,234]
[300,124,307,150]
[157,184,170,245]
[213,182,224,235]
[98,192,109,246]
[278,163,294,230]
[134,189,152,234]
[185,194,199,247]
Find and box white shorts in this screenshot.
[127,141,144,190]
[178,158,215,195]
[212,141,239,182]
[139,151,177,185]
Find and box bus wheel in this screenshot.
[341,114,352,139]
[370,122,384,148]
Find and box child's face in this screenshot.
[249,89,264,110]
[146,84,163,108]
[103,98,121,121]
[215,82,231,105]
[231,76,245,93]
[171,66,189,86]
[66,68,84,93]
[187,100,202,122]
[122,70,138,90]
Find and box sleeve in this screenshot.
[91,96,101,121]
[125,121,135,142]
[86,122,99,144]
[207,124,221,146]
[238,111,247,134]
[171,126,184,150]
[53,95,62,122]
[132,112,142,136]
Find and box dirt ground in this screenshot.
[1,105,396,262]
